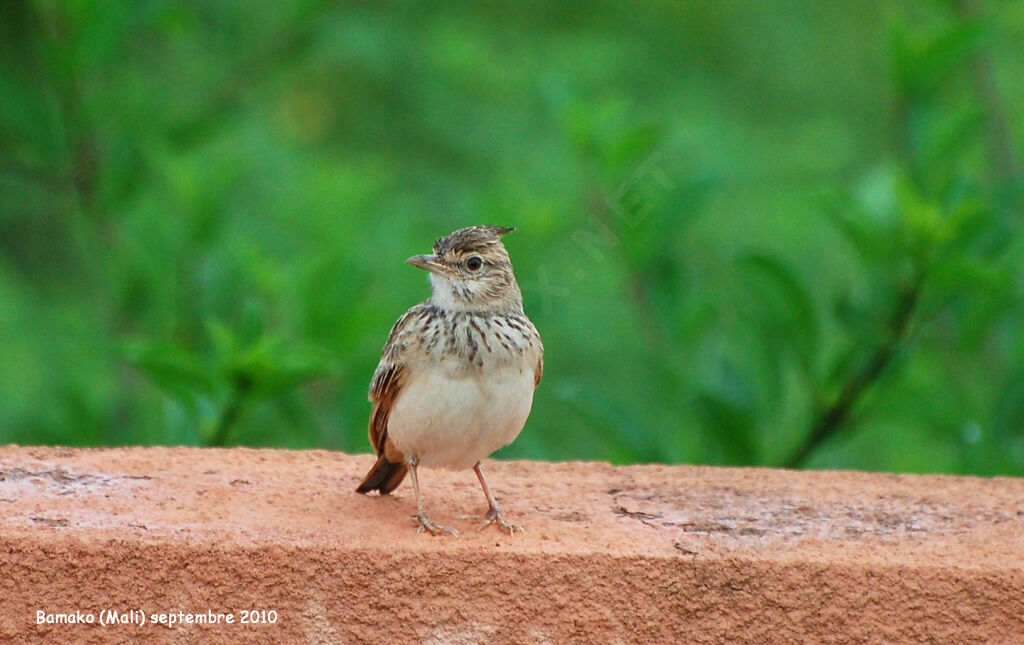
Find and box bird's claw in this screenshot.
[411,513,459,536]
[478,508,523,536]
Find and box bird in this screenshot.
[355,225,544,536]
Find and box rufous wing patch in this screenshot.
[368,364,403,453]
[357,364,408,494]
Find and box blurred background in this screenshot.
[2,1,1023,475]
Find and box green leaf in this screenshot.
[608,124,664,176]
[205,318,238,360]
[897,178,947,261]
[119,341,217,400]
[891,19,986,100]
[244,342,331,400]
[694,389,757,466]
[734,253,820,375]
[239,300,266,347]
[822,168,901,265]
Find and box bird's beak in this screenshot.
[406,254,454,276]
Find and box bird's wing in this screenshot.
[368,366,402,456]
[367,303,429,457]
[528,318,544,388]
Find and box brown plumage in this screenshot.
[355,361,407,494]
[355,226,543,536]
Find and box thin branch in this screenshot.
[785,276,922,468]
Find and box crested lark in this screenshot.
[356,225,543,536]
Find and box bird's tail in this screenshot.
[355,454,408,494]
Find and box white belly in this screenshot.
[387,363,536,470]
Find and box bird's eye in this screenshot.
[466,256,483,271]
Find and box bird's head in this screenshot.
[406,225,523,313]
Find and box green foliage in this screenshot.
[1,0,1023,475]
[120,303,329,446]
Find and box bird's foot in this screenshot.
[478,507,523,536]
[411,512,459,536]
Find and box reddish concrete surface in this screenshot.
[1,445,1023,644]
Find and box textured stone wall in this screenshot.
[2,446,1023,643]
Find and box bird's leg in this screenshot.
[474,462,522,535]
[408,455,458,536]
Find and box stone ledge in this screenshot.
[1,445,1022,643]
